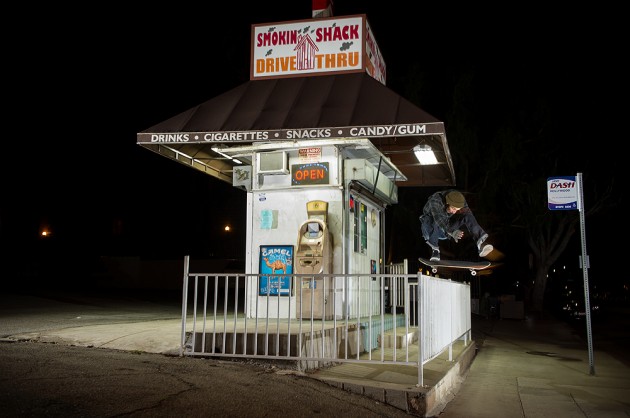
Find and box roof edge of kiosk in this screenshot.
[137,72,456,188]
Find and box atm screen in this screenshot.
[307,222,320,238]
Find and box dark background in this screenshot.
[1,2,624,308]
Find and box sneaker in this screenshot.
[479,244,493,258]
[476,233,488,250]
[430,249,440,262]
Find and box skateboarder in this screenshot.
[419,190,493,261]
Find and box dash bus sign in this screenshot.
[547,176,578,210]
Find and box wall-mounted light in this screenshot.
[413,144,438,165]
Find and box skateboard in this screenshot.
[418,257,491,276]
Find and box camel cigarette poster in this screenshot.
[259,245,294,296]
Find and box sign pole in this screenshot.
[548,173,595,375]
[577,172,595,375]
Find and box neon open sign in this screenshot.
[291,162,330,185]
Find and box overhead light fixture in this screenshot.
[211,147,242,164]
[413,144,438,165]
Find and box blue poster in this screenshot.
[259,245,294,296]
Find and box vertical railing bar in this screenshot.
[287,274,292,359]
[201,275,208,353]
[298,275,303,359]
[320,274,326,361]
[418,273,424,387]
[449,283,454,361]
[222,275,229,355]
[276,275,281,357]
[180,256,190,357]
[265,282,271,356]
[232,275,239,355]
[191,275,199,354]
[403,274,413,362]
[242,275,248,356]
[367,274,373,361]
[332,274,337,359]
[212,275,218,354]
[342,275,352,360]
[380,274,385,362]
[309,276,315,359]
[355,276,364,360]
[392,273,397,362]
[254,275,260,356]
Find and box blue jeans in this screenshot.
[420,212,486,248]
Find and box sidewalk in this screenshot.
[438,315,630,417]
[2,292,629,417]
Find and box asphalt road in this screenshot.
[2,289,628,417]
[0,341,412,418]
[0,290,412,417]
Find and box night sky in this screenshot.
[2,2,624,287]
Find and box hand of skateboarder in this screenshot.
[449,229,464,242]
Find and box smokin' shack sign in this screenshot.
[250,14,385,84]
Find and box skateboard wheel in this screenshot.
[471,270,477,276]
[432,268,438,274]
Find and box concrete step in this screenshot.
[379,327,418,349]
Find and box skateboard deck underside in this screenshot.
[418,257,491,276]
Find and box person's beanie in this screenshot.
[446,191,466,208]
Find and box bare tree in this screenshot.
[442,68,616,314]
[395,62,618,314]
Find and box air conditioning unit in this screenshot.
[257,151,289,175]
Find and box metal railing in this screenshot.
[180,256,471,386]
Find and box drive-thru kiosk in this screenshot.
[137,13,456,321]
[234,139,401,320]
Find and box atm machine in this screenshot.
[295,200,333,319]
